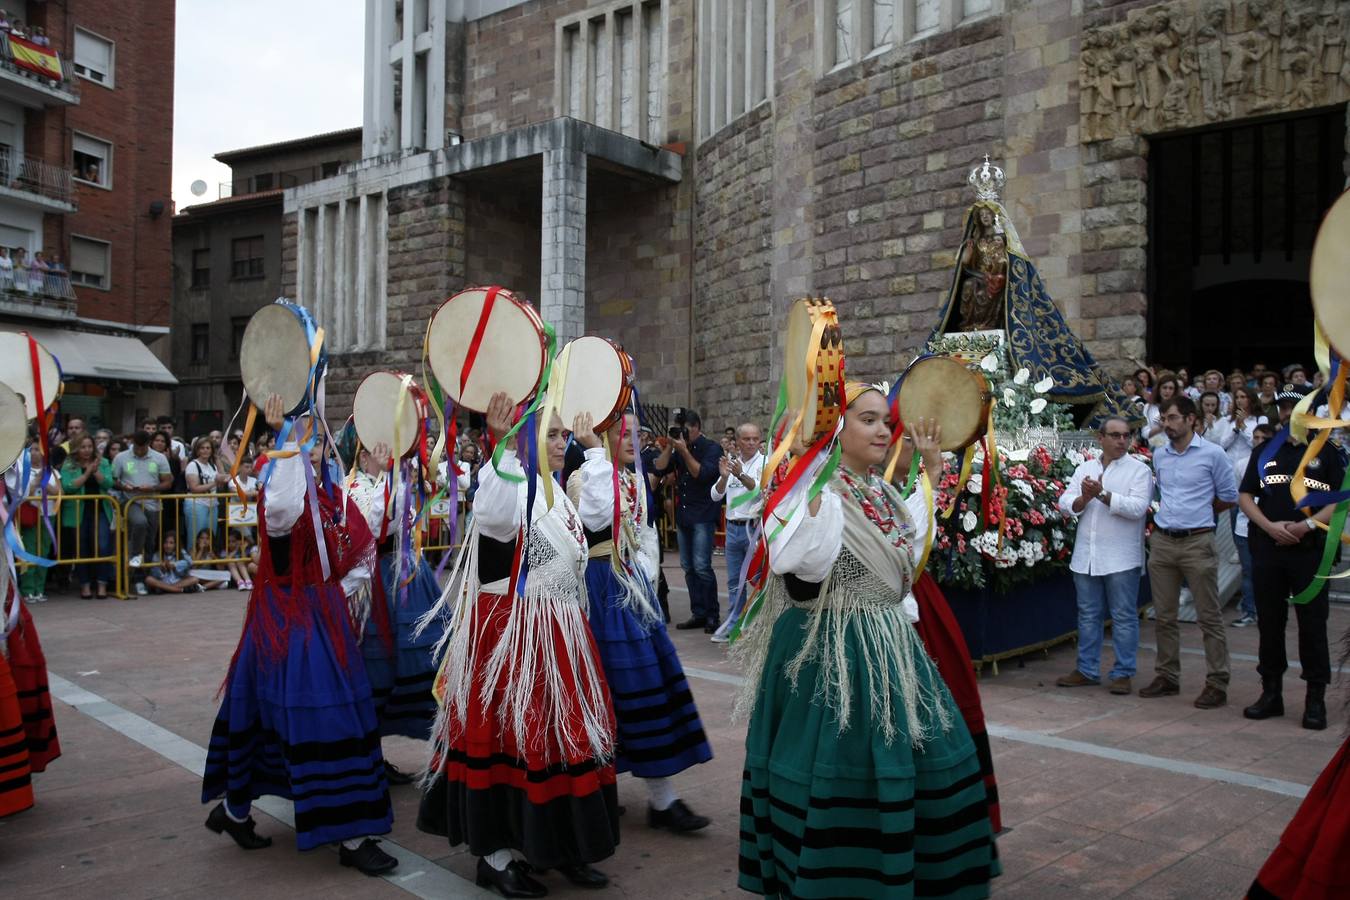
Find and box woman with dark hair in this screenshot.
[59,434,115,598]
[1144,374,1182,442]
[1133,367,1155,404]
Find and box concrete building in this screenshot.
[0,0,177,432]
[169,128,364,435]
[285,0,1350,426]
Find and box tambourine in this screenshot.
[239,299,327,417]
[1311,190,1350,358]
[897,355,993,451]
[0,382,26,475]
[555,336,634,434]
[425,286,548,412]
[353,371,430,460]
[0,331,61,420]
[783,297,845,442]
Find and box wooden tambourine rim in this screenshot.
[783,298,844,442]
[425,286,548,413]
[0,332,61,420]
[239,304,316,416]
[898,356,992,451]
[0,382,26,475]
[557,336,633,434]
[353,371,428,460]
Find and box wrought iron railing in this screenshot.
[0,33,79,97]
[0,266,78,308]
[0,146,74,205]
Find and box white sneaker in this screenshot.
[710,632,729,644]
[22,595,37,604]
[134,582,148,596]
[34,594,46,603]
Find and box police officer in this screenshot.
[1238,389,1344,730]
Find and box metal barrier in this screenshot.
[13,493,124,598]
[120,492,259,594]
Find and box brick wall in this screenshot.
[465,183,542,300]
[27,0,176,328]
[691,104,774,424]
[586,168,693,409]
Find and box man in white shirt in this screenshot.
[1055,417,1153,694]
[709,422,764,643]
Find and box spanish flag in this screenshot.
[7,34,63,82]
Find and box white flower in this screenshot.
[1014,480,1035,499]
[1005,448,1030,462]
[1003,388,1017,408]
[1033,376,1053,393]
[1029,398,1047,415]
[1067,449,1085,466]
[980,353,998,373]
[962,510,977,532]
[968,474,983,494]
[1013,368,1030,385]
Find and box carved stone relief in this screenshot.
[1081,0,1350,142]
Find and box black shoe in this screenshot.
[1303,683,1328,731]
[555,864,609,888]
[648,799,710,833]
[674,617,704,630]
[204,802,272,850]
[476,858,548,898]
[703,623,716,634]
[339,838,398,876]
[1243,678,1284,720]
[384,760,415,785]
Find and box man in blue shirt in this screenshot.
[1140,395,1239,709]
[652,409,724,632]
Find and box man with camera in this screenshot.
[652,408,724,633]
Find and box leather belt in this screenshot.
[726,519,757,527]
[1158,527,1214,539]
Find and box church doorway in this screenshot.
[1147,106,1346,376]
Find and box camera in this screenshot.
[668,408,688,441]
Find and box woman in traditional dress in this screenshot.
[418,393,619,898]
[1246,627,1350,900]
[568,410,713,833]
[736,382,999,899]
[348,441,444,784]
[201,394,397,877]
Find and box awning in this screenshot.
[10,326,177,386]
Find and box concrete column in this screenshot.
[540,147,587,345]
[363,0,398,157]
[400,1,417,151]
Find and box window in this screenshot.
[191,324,209,364]
[819,0,997,72]
[321,160,341,178]
[556,0,666,142]
[231,236,264,279]
[72,133,112,188]
[252,172,274,191]
[73,28,115,87]
[297,191,388,353]
[229,317,249,360]
[69,235,110,289]
[190,248,210,289]
[698,0,773,140]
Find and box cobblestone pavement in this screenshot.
[3,563,1345,899]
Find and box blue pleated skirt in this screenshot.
[363,554,443,739]
[201,584,393,851]
[583,559,713,778]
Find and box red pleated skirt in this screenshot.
[1248,737,1350,900]
[912,572,1001,833]
[0,648,34,818]
[6,602,60,772]
[417,590,621,868]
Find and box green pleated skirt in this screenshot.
[738,606,999,899]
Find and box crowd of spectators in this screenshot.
[0,247,74,299]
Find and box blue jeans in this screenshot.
[676,520,719,624]
[1073,568,1142,681]
[74,511,114,589]
[722,521,753,627]
[1234,534,1256,618]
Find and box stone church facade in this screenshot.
[283,0,1350,426]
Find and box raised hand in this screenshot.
[263,393,285,432]
[485,392,515,442]
[572,412,601,450]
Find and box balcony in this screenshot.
[0,268,77,321]
[0,148,76,212]
[0,33,79,107]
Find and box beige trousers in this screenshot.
[1146,531,1230,689]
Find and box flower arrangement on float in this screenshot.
[919,337,1081,593]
